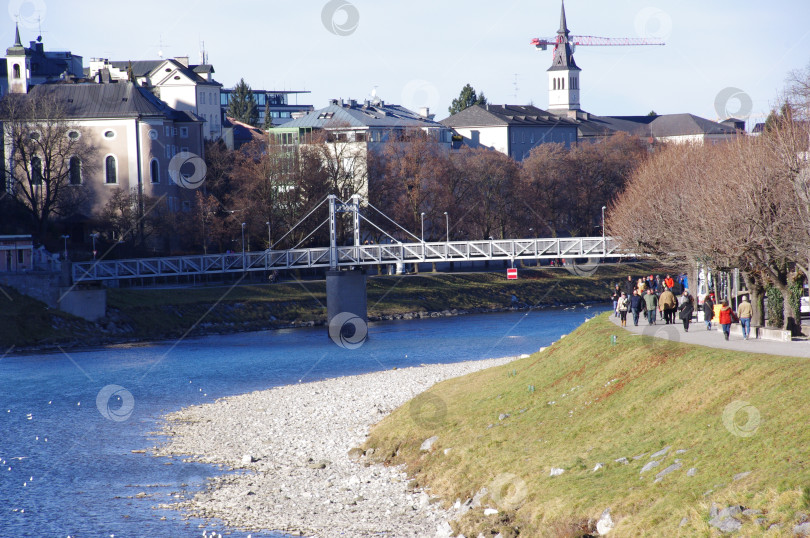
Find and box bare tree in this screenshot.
[1,92,97,238]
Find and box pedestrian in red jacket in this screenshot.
[718,300,735,340]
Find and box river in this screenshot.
[0,306,608,537]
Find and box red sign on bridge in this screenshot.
[507,268,517,280]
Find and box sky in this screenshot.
[8,0,810,129]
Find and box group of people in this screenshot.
[612,274,754,340]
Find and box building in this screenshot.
[85,56,223,140]
[220,88,313,127]
[440,104,579,160]
[269,97,452,197]
[0,235,33,272]
[1,24,83,96]
[2,82,205,239]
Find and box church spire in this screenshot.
[548,0,579,72]
[13,23,21,47]
[558,0,569,35]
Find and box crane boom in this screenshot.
[531,35,664,50]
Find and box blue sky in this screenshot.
[9,0,810,127]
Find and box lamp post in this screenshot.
[241,222,246,269]
[601,205,607,259]
[60,234,69,260]
[420,212,425,243]
[444,211,449,242]
[90,233,99,260]
[266,221,271,250]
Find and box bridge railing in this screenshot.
[72,237,627,282]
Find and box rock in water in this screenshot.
[596,508,614,535]
[420,436,439,452]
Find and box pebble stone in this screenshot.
[154,357,517,537]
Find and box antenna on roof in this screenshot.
[36,15,41,42]
[512,73,519,103]
[199,39,208,65]
[158,34,164,59]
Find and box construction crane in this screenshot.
[531,1,665,53]
[531,35,665,52]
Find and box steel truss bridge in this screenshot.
[71,195,629,283]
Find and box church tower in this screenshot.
[6,24,31,94]
[547,1,580,113]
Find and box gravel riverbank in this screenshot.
[154,356,520,537]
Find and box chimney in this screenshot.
[349,99,357,107]
[174,56,189,67]
[419,106,429,118]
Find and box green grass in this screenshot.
[363,313,810,537]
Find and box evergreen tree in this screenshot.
[448,83,487,115]
[227,78,259,126]
[647,110,657,116]
[263,106,274,130]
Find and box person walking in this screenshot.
[702,294,715,330]
[643,288,658,325]
[629,288,644,326]
[718,299,735,340]
[737,295,753,339]
[623,275,635,296]
[611,285,621,317]
[617,292,629,327]
[659,286,677,324]
[678,291,694,332]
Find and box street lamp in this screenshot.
[241,222,246,269]
[266,221,271,250]
[60,234,69,260]
[601,205,606,237]
[444,211,449,242]
[420,212,425,243]
[90,233,99,260]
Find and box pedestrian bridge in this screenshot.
[71,236,625,283]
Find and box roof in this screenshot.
[573,113,739,138]
[441,104,579,128]
[279,98,446,130]
[102,59,221,86]
[22,82,203,122]
[548,0,579,72]
[224,116,266,144]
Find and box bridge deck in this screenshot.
[71,237,626,282]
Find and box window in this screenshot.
[355,132,366,142]
[553,78,556,91]
[67,130,81,140]
[105,155,117,184]
[148,129,158,140]
[150,159,159,184]
[182,200,191,212]
[104,130,116,139]
[31,157,42,185]
[180,126,188,138]
[69,156,82,185]
[180,146,188,153]
[200,92,205,105]
[29,132,40,141]
[164,126,170,137]
[12,63,20,78]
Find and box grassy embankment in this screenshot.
[0,263,657,350]
[363,313,810,537]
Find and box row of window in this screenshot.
[552,76,579,91]
[28,155,177,186]
[199,91,217,106]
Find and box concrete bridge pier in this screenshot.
[326,269,368,347]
